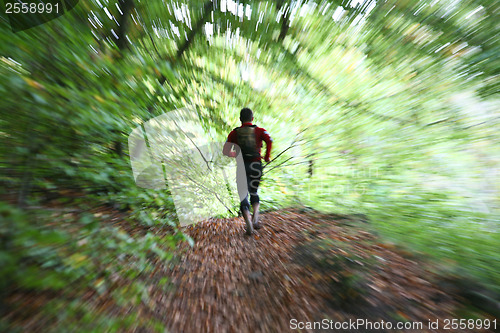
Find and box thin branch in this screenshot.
[171,119,212,172]
[425,118,452,127]
[266,160,311,170]
[263,128,308,168]
[177,166,235,216]
[265,156,295,174]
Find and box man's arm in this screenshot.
[262,129,273,162]
[222,130,237,157]
[223,142,237,157]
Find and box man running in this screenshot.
[223,108,273,235]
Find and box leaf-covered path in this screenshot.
[142,209,493,333]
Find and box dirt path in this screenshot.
[145,209,492,333]
[149,210,319,332]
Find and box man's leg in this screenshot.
[240,196,253,235]
[252,202,260,229]
[237,161,253,235]
[249,161,262,229]
[242,208,253,235]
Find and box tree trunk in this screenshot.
[116,0,135,51]
[277,0,290,42]
[160,1,214,85]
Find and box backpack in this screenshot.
[235,125,260,160]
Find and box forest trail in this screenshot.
[4,207,497,332]
[139,209,492,333]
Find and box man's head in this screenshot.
[240,108,254,123]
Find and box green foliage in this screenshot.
[361,185,500,295]
[0,199,179,331]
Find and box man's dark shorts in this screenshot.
[237,160,262,212]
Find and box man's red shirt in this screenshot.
[223,122,273,162]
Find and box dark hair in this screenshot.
[240,108,253,122]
